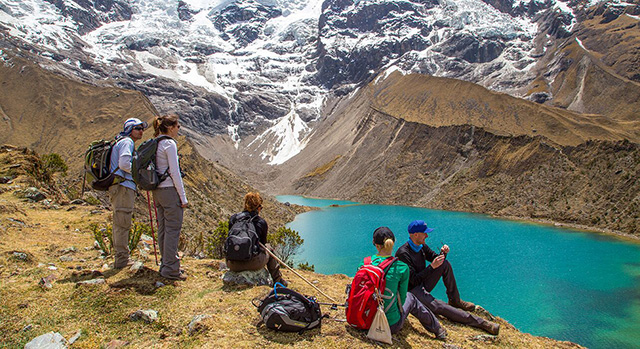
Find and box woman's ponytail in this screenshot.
[384,238,394,251]
[153,114,179,137]
[153,117,162,137]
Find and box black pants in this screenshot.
[410,285,485,328]
[422,259,461,303]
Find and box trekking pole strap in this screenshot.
[258,242,338,303]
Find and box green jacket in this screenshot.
[360,255,410,326]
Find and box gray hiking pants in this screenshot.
[153,187,184,278]
[389,292,443,335]
[410,285,486,328]
[226,243,283,283]
[109,185,135,268]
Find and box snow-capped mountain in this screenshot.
[0,0,622,164]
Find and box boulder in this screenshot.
[104,339,129,349]
[188,314,212,334]
[39,274,57,290]
[130,309,158,323]
[129,261,144,272]
[222,268,272,287]
[23,187,46,202]
[24,332,67,348]
[76,278,106,287]
[0,176,13,184]
[68,330,82,345]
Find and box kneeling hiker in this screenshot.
[357,227,446,338]
[225,192,287,286]
[395,220,500,335]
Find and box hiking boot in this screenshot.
[273,278,288,287]
[480,321,500,335]
[435,328,448,340]
[448,299,476,311]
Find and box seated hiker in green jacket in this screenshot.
[362,226,447,339]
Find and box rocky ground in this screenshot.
[0,148,583,348]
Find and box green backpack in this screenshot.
[83,138,122,191]
[132,136,172,191]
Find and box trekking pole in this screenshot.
[80,171,86,198]
[145,191,159,266]
[259,242,338,303]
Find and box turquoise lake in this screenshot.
[276,195,640,349]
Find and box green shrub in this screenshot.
[297,262,315,272]
[90,223,112,255]
[90,219,149,255]
[205,221,229,259]
[41,153,68,177]
[268,227,304,266]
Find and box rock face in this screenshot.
[222,269,272,286]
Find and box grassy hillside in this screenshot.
[371,72,638,146]
[0,152,582,348]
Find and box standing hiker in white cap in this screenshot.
[108,117,147,269]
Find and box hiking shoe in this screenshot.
[448,299,476,311]
[113,259,135,269]
[162,272,187,281]
[435,328,448,340]
[480,321,500,335]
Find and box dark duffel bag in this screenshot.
[254,283,323,333]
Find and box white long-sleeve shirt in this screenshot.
[156,138,188,205]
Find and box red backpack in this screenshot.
[346,256,397,329]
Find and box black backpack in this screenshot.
[83,137,122,191]
[132,136,171,191]
[255,284,323,332]
[225,212,260,261]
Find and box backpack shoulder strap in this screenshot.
[378,257,397,276]
[363,256,372,265]
[156,135,172,142]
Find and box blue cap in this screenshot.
[408,220,435,234]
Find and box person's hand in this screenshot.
[431,254,445,269]
[440,244,450,255]
[181,203,189,208]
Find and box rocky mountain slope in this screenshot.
[0,52,300,254]
[266,72,640,236]
[3,0,637,164]
[0,159,583,348]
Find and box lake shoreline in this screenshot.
[278,194,640,243]
[494,214,640,243]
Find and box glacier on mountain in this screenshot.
[0,0,597,164]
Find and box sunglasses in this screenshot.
[133,126,145,131]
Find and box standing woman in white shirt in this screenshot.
[152,114,188,281]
